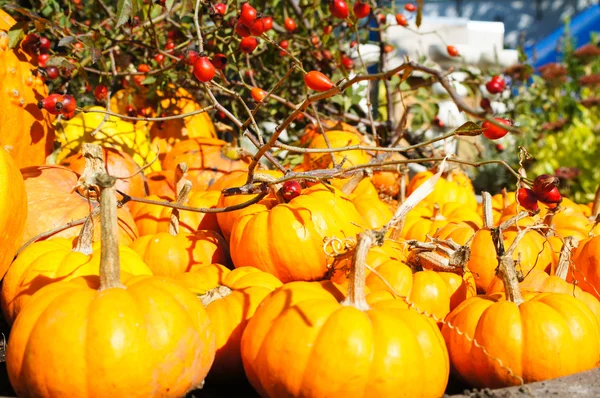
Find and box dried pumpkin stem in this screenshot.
[97,173,125,291]
[169,163,192,236]
[406,240,470,275]
[481,191,493,229]
[341,230,373,311]
[73,208,99,255]
[75,143,106,200]
[340,171,366,195]
[491,227,526,305]
[555,236,577,281]
[200,285,232,307]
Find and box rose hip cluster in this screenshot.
[517,174,562,213]
[38,94,77,118]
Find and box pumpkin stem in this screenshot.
[406,239,470,274]
[73,209,98,255]
[200,285,232,307]
[97,172,125,291]
[542,205,560,237]
[555,236,577,280]
[169,163,192,236]
[341,231,374,311]
[501,188,509,210]
[491,227,525,305]
[592,184,600,219]
[482,192,494,229]
[74,143,106,200]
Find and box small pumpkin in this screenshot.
[201,267,282,382]
[572,235,600,300]
[348,178,393,229]
[0,146,28,280]
[401,202,482,242]
[0,10,55,168]
[302,129,371,171]
[407,168,477,211]
[229,184,364,282]
[241,231,449,398]
[442,231,600,388]
[6,170,216,397]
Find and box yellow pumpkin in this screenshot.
[407,168,477,211]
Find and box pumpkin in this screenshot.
[161,138,249,191]
[145,169,176,197]
[55,106,159,171]
[128,164,221,235]
[200,267,282,382]
[173,263,232,295]
[6,170,216,397]
[477,189,514,226]
[1,229,152,325]
[370,153,409,198]
[433,221,479,246]
[401,202,482,242]
[61,146,148,199]
[229,184,364,282]
[302,130,371,171]
[241,231,449,398]
[407,168,477,211]
[443,231,600,388]
[467,194,554,292]
[572,235,600,300]
[300,120,360,145]
[0,146,27,280]
[130,171,230,277]
[21,165,138,245]
[213,170,283,241]
[0,10,55,168]
[348,178,393,229]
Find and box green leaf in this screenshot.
[454,121,484,136]
[7,24,26,49]
[116,0,134,28]
[141,75,157,85]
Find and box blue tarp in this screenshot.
[525,5,600,69]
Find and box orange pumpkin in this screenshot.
[6,170,216,397]
[407,168,477,211]
[1,233,152,325]
[173,263,232,295]
[229,184,364,282]
[0,11,55,168]
[0,146,27,280]
[162,138,249,191]
[145,169,176,197]
[21,165,138,245]
[402,203,482,242]
[348,178,393,229]
[573,235,600,300]
[201,267,282,382]
[241,232,449,397]
[302,130,371,171]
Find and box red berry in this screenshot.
[240,37,258,53]
[433,116,444,128]
[377,13,386,24]
[323,25,333,34]
[251,87,268,102]
[281,181,302,201]
[21,34,40,55]
[262,16,273,31]
[486,76,506,94]
[250,17,268,36]
[193,56,216,82]
[214,3,227,16]
[217,110,226,120]
[235,21,252,37]
[482,118,512,140]
[447,45,459,57]
[37,53,49,67]
[395,14,408,27]
[211,53,228,70]
[480,98,493,113]
[125,105,137,117]
[137,64,151,73]
[405,3,417,12]
[329,0,349,19]
[384,44,393,53]
[284,17,297,32]
[183,50,200,65]
[516,188,540,213]
[37,94,63,115]
[532,174,561,204]
[44,66,59,80]
[304,70,335,91]
[311,35,320,47]
[240,3,257,26]
[353,1,371,19]
[58,94,77,115]
[94,84,108,102]
[154,53,165,64]
[495,143,505,152]
[165,40,176,51]
[341,54,354,69]
[280,40,289,49]
[38,36,51,52]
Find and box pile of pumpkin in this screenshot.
[3,10,600,397]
